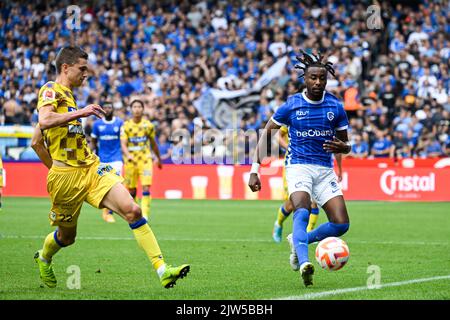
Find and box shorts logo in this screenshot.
[295,181,303,188]
[43,89,56,101]
[330,180,339,192]
[327,112,335,121]
[50,211,57,221]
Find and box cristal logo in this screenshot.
[380,170,435,195]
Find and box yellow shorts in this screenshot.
[0,167,3,188]
[124,159,153,189]
[46,161,123,227]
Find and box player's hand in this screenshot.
[126,154,133,162]
[323,136,349,154]
[248,173,262,192]
[337,172,343,182]
[155,158,163,169]
[82,104,106,119]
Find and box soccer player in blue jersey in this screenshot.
[91,102,124,223]
[249,51,351,287]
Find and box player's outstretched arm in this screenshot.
[31,125,52,169]
[248,119,281,192]
[38,104,105,130]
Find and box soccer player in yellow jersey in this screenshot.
[272,126,343,243]
[121,99,162,220]
[32,46,189,289]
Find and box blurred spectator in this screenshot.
[370,129,392,158]
[350,134,369,158]
[0,0,448,160]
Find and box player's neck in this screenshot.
[305,90,323,102]
[55,75,73,91]
[104,115,114,122]
[132,116,142,123]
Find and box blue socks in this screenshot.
[311,207,319,215]
[307,222,349,244]
[292,208,310,266]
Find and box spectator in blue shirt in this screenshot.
[371,130,392,158]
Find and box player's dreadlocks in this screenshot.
[294,50,337,79]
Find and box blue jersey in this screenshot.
[272,90,349,168]
[91,117,124,163]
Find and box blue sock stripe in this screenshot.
[280,206,290,216]
[311,208,319,215]
[129,217,147,229]
[53,229,66,248]
[143,191,150,196]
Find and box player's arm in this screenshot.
[149,136,162,169]
[121,137,133,161]
[38,104,105,130]
[323,130,351,154]
[335,153,343,182]
[31,125,52,169]
[90,137,98,154]
[248,119,281,192]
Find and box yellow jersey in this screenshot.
[37,81,97,167]
[280,126,289,156]
[121,118,155,165]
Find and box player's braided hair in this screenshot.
[294,50,336,79]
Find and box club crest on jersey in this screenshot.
[42,89,56,101]
[327,112,335,121]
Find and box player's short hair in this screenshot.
[55,46,88,74]
[130,99,145,109]
[295,50,336,79]
[102,101,114,108]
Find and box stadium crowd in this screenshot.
[0,0,449,162]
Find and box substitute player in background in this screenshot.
[91,101,124,223]
[249,50,351,287]
[121,99,162,220]
[32,45,189,289]
[272,125,343,242]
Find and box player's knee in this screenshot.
[59,235,76,246]
[331,222,350,236]
[125,203,143,224]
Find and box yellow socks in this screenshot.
[130,218,165,270]
[307,207,320,232]
[141,192,151,219]
[277,205,291,226]
[41,230,64,262]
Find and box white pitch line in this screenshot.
[274,275,450,300]
[0,234,448,246]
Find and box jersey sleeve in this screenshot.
[271,100,290,127]
[37,83,58,111]
[148,123,156,140]
[335,101,349,131]
[91,121,98,138]
[120,123,128,140]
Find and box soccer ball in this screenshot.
[315,237,350,271]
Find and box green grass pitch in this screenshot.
[0,197,449,300]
